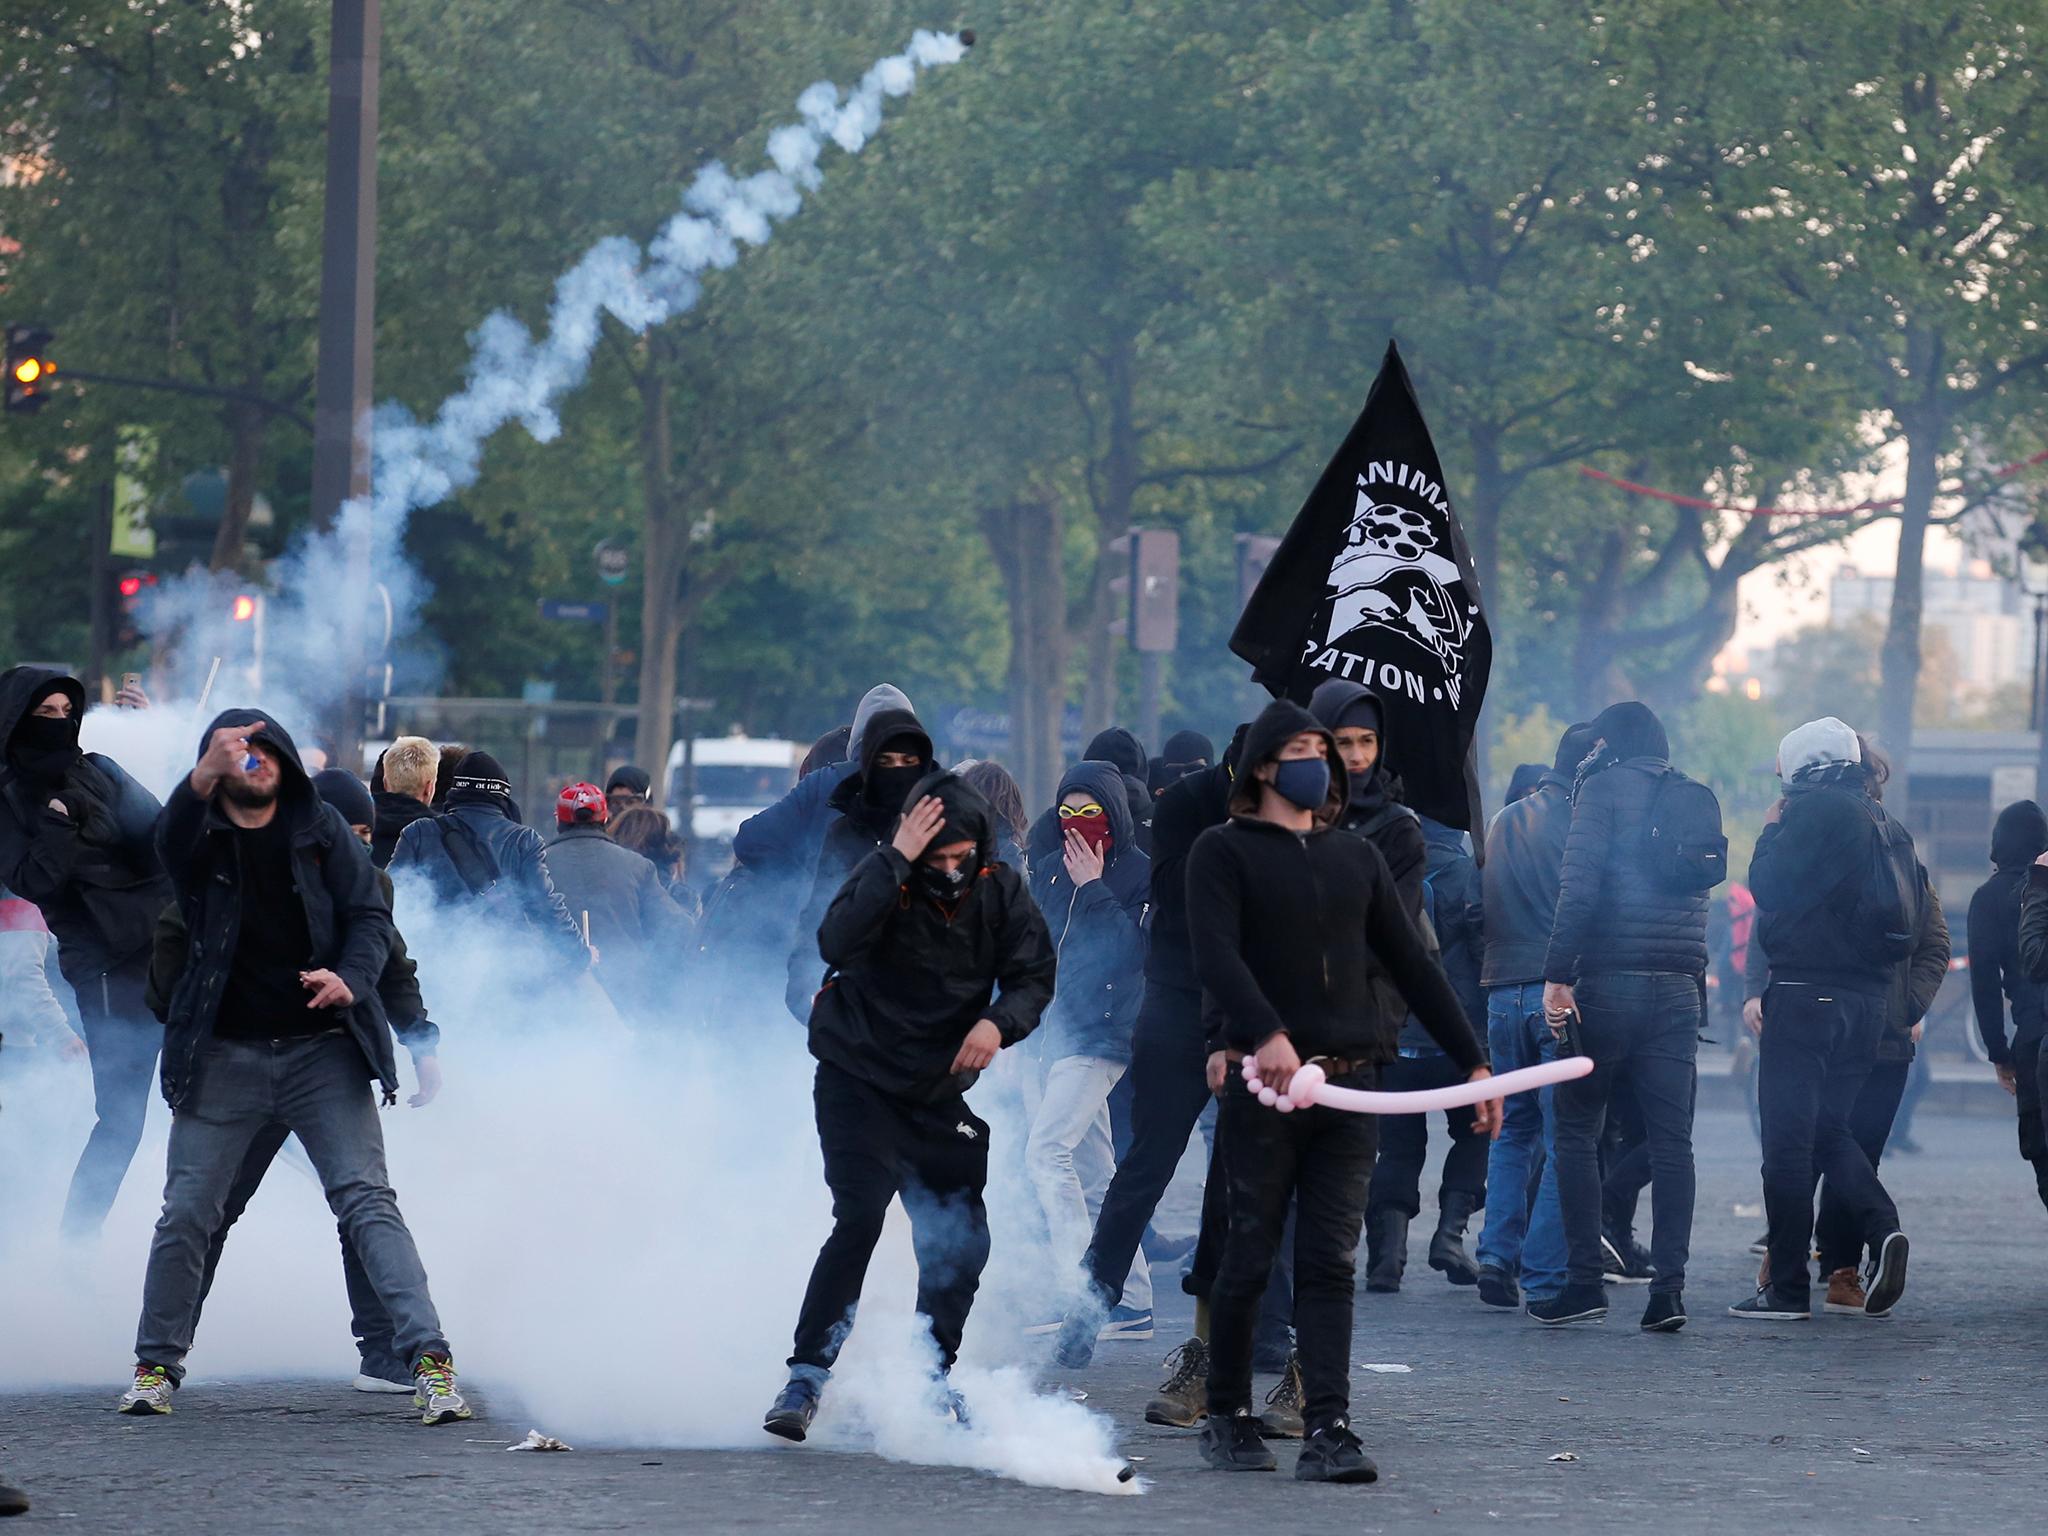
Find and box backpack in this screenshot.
[429,812,502,898]
[1843,799,1921,965]
[1643,767,1728,893]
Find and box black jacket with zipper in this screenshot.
[1544,757,1709,984]
[0,666,172,987]
[809,769,1055,1101]
[154,710,400,1109]
[1185,700,1481,1069]
[1482,771,1571,987]
[1971,800,2048,1061]
[1026,759,1149,1063]
[1144,742,1239,997]
[1749,777,1896,996]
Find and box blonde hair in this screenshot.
[382,736,440,800]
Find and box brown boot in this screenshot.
[1143,1338,1209,1428]
[1823,1266,1867,1315]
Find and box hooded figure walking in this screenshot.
[1980,801,2048,1212]
[0,666,173,1238]
[764,770,1055,1442]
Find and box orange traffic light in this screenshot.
[12,359,40,384]
[232,594,258,622]
[4,323,55,413]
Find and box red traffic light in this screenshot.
[231,594,258,623]
[118,576,143,598]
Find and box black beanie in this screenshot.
[312,768,376,830]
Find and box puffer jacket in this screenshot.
[1026,760,1150,1062]
[1482,771,1572,987]
[1544,758,1709,983]
[389,800,587,965]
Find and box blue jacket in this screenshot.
[732,758,855,878]
[389,800,587,966]
[1026,760,1149,1062]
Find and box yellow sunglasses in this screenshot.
[1058,803,1106,819]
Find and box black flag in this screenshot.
[1230,341,1492,831]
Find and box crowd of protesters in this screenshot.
[6,656,2048,1511]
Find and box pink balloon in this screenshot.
[1240,1053,1592,1114]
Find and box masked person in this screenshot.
[1149,730,1215,801]
[119,711,469,1424]
[785,705,935,1021]
[763,772,1055,1442]
[1972,801,2048,1214]
[604,765,653,820]
[1540,701,1711,1333]
[0,667,173,1239]
[1735,718,1913,1322]
[1084,727,1154,855]
[145,766,446,1393]
[1187,700,1494,1483]
[1023,761,1153,1338]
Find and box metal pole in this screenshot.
[1137,651,1164,753]
[601,601,619,707]
[309,0,380,766]
[87,473,114,700]
[2035,593,2048,804]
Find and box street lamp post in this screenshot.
[2019,521,2048,802]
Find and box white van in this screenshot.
[665,735,803,844]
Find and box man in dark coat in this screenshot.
[389,751,589,967]
[369,735,440,869]
[1540,700,1707,1331]
[544,781,689,1022]
[1085,726,1154,854]
[1185,699,1493,1482]
[784,703,935,1021]
[1024,759,1153,1333]
[1974,800,2048,1213]
[763,771,1055,1442]
[0,665,173,1238]
[119,710,468,1425]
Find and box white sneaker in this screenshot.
[354,1371,415,1394]
[1098,1306,1155,1341]
[412,1354,473,1425]
[117,1365,174,1416]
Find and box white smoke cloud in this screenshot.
[143,30,970,715]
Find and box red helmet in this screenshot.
[557,781,609,825]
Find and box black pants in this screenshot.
[1600,1080,1652,1239]
[1082,984,1212,1306]
[60,957,162,1239]
[1187,1107,1295,1359]
[1814,1058,1909,1273]
[2014,1037,2048,1213]
[1758,983,1898,1301]
[1365,1053,1489,1220]
[789,1061,991,1375]
[192,1124,399,1375]
[1207,1071,1377,1434]
[1552,972,1700,1295]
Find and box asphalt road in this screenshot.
[4,1105,2045,1533]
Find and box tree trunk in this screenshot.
[1570,530,1632,717]
[1877,336,1946,816]
[1082,332,1140,741]
[211,387,266,572]
[981,494,1068,811]
[633,350,685,797]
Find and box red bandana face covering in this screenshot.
[1066,811,1113,855]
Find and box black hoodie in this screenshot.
[1026,759,1151,1062]
[787,707,936,1019]
[1979,800,2048,1060]
[1184,699,1480,1067]
[0,666,171,986]
[1145,722,1248,994]
[1308,679,1425,905]
[1085,726,1155,851]
[808,769,1055,1100]
[154,709,400,1108]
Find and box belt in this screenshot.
[1224,1050,1371,1079]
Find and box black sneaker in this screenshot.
[0,1476,26,1518]
[1746,1231,1770,1257]
[1601,1233,1654,1284]
[763,1376,822,1442]
[1640,1291,1687,1332]
[1295,1417,1379,1484]
[1528,1284,1608,1325]
[1864,1231,1909,1317]
[1198,1409,1278,1472]
[1728,1287,1809,1321]
[1476,1265,1523,1310]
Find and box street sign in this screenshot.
[539,599,608,623]
[594,539,631,587]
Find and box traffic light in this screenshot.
[115,570,158,650]
[224,591,266,693]
[4,324,56,414]
[1106,527,1182,653]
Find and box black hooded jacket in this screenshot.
[1750,773,1902,996]
[154,710,400,1108]
[371,790,434,869]
[1145,723,1246,994]
[1544,703,1709,983]
[1185,700,1481,1067]
[1985,801,2048,1057]
[1026,759,1150,1062]
[809,769,1055,1100]
[1084,726,1155,854]
[786,707,935,1019]
[0,666,172,986]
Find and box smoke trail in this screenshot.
[147,30,970,707]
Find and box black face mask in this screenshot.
[919,863,972,902]
[8,712,81,784]
[867,763,926,814]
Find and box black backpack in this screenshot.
[1844,799,1921,965]
[1643,767,1728,893]
[429,812,501,898]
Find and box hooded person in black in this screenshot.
[1981,801,2048,1212]
[1150,729,1216,799]
[1538,700,1708,1332]
[1183,699,1492,1482]
[764,770,1054,1442]
[388,751,589,968]
[0,666,174,1238]
[784,707,935,1021]
[1085,726,1155,854]
[1307,679,1488,1292]
[120,709,469,1425]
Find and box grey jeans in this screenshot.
[134,1031,448,1383]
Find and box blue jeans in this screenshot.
[1476,984,1567,1299]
